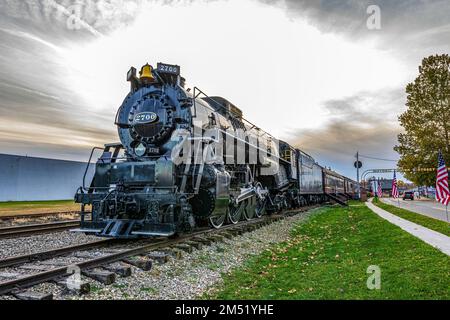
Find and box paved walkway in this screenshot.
[366,200,450,256]
[380,197,449,222]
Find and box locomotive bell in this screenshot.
[139,63,156,83]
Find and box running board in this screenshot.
[131,231,175,237]
[70,228,103,233]
[326,193,348,206]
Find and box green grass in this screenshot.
[0,200,80,217]
[208,204,450,299]
[372,198,450,237]
[0,200,74,208]
[140,287,158,294]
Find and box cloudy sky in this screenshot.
[0,0,449,180]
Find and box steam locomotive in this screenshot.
[74,62,358,239]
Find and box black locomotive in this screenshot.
[74,62,357,239]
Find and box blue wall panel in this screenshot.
[0,154,95,201]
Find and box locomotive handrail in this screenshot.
[192,87,198,120]
[114,98,132,128]
[79,187,179,193]
[188,136,220,143]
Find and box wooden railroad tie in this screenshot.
[173,243,193,253]
[185,241,203,250]
[82,269,116,285]
[103,263,132,277]
[13,290,53,301]
[146,252,170,264]
[123,256,152,271]
[160,247,183,260]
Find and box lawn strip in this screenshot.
[208,204,450,299]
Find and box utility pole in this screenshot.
[356,151,360,184]
[356,151,361,199]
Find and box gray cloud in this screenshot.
[321,88,404,123]
[268,0,450,39]
[291,122,401,179]
[0,32,116,154]
[284,89,405,179]
[0,0,143,40]
[0,0,126,160]
[264,0,450,65]
[263,0,450,179]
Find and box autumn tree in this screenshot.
[394,54,450,186]
[397,180,406,188]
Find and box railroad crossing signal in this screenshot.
[401,168,448,172]
[371,169,393,173]
[369,168,446,174]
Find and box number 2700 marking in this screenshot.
[158,64,179,75]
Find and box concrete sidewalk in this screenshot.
[380,197,449,222]
[366,200,450,256]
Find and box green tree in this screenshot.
[394,54,450,186]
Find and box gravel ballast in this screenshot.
[0,231,98,259]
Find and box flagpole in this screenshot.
[446,205,449,222]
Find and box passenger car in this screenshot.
[402,192,414,200]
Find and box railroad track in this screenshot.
[0,206,318,299]
[0,221,80,239]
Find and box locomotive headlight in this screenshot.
[134,142,147,157]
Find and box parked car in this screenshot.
[403,191,414,200]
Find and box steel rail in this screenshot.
[0,221,80,239]
[0,239,116,269]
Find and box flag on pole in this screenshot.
[392,171,399,198]
[377,180,383,198]
[436,150,450,205]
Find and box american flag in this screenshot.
[377,180,383,197]
[391,171,399,198]
[436,150,450,206]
